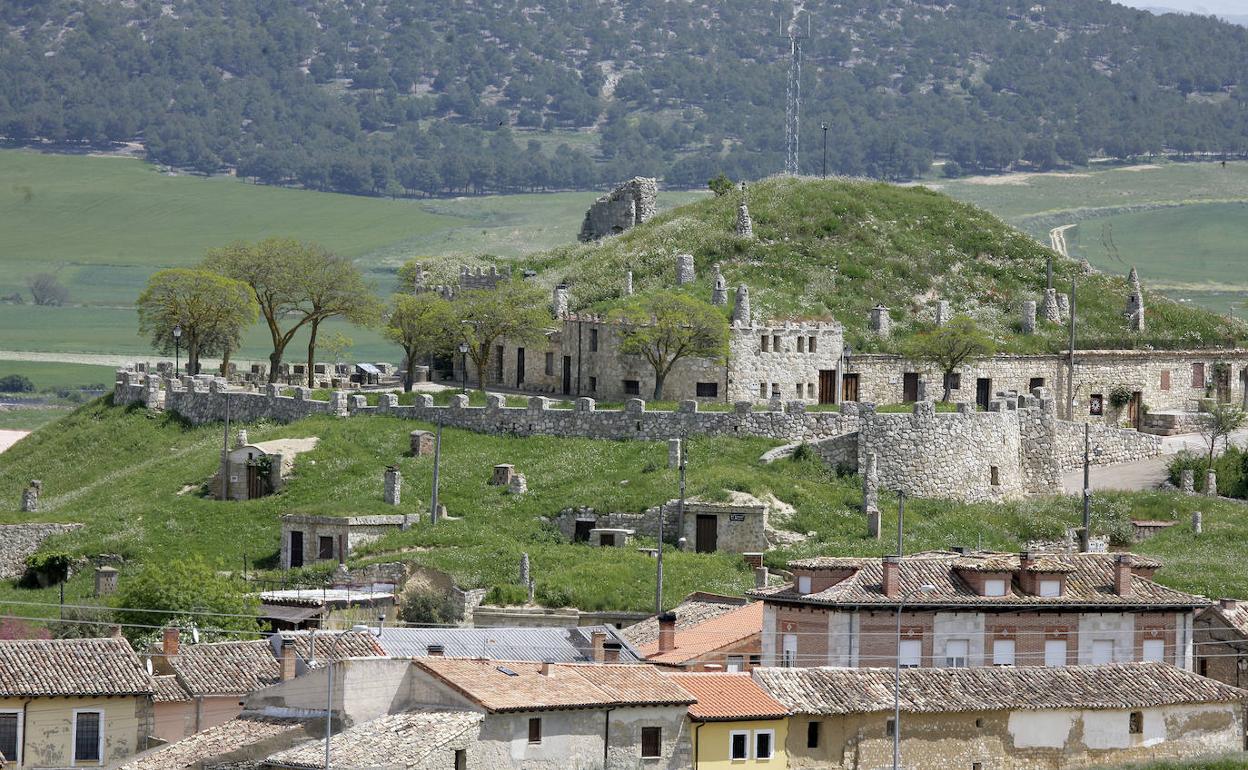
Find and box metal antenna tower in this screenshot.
[781,9,810,176]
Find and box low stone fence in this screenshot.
[0,523,84,579]
[1055,421,1163,470]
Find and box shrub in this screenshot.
[0,374,34,393]
[399,588,463,626]
[113,557,260,645]
[1108,385,1134,409]
[21,551,72,588]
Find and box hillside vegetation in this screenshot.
[3,0,1248,194]
[0,399,1245,620]
[529,177,1245,353]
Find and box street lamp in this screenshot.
[821,122,829,179]
[894,584,937,770]
[172,324,183,377]
[324,621,384,769]
[457,342,469,394]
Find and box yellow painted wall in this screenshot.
[693,718,788,770]
[0,695,150,769]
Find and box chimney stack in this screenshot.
[1114,554,1134,597]
[553,284,569,319]
[162,627,180,659]
[279,638,297,682]
[1220,598,1239,611]
[591,631,607,663]
[603,642,622,663]
[754,566,770,589]
[657,611,677,653]
[426,644,445,657]
[882,555,900,599]
[540,660,553,676]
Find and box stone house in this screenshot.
[754,662,1248,770]
[1193,597,1248,688]
[212,434,318,501]
[669,672,789,770]
[278,513,406,569]
[638,602,764,672]
[750,551,1208,670]
[681,501,768,554]
[0,637,154,769]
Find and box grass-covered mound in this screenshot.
[0,399,1245,620]
[527,177,1245,354]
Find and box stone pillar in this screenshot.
[1206,469,1217,497]
[552,284,569,320]
[934,300,951,327]
[519,553,530,586]
[20,480,41,513]
[1056,293,1070,320]
[1192,511,1203,535]
[711,264,728,306]
[624,270,633,296]
[1181,469,1195,495]
[383,466,402,506]
[235,429,249,448]
[676,254,695,285]
[491,464,515,486]
[1126,266,1145,331]
[507,474,528,495]
[736,201,754,238]
[869,306,891,339]
[94,566,118,597]
[863,453,880,539]
[731,285,751,326]
[1021,301,1037,334]
[1042,288,1061,323]
[410,430,434,457]
[668,438,682,469]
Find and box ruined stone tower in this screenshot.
[711,264,728,306]
[1126,266,1145,331]
[731,284,751,326]
[578,177,658,242]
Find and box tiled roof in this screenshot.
[639,602,763,665]
[754,663,1248,715]
[170,640,279,696]
[119,716,309,770]
[669,673,789,721]
[1200,601,1248,636]
[276,630,387,669]
[621,593,750,646]
[262,710,482,768]
[753,552,1206,609]
[0,637,152,697]
[372,625,642,663]
[152,674,191,703]
[414,658,695,713]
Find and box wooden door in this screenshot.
[289,531,304,569]
[562,356,572,395]
[1216,367,1231,403]
[516,348,526,387]
[843,374,860,402]
[574,520,594,543]
[696,515,718,553]
[903,372,919,402]
[246,464,262,500]
[1129,391,1143,429]
[818,370,836,404]
[976,378,992,411]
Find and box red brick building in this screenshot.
[1194,597,1248,688]
[751,551,1207,670]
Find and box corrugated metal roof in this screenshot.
[375,625,642,663]
[355,363,381,375]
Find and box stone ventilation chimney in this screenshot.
[676,254,695,285]
[1125,266,1145,331]
[882,555,900,599]
[1114,554,1134,597]
[553,284,569,320]
[711,264,728,306]
[1056,293,1070,320]
[1042,288,1061,323]
[934,300,951,327]
[19,480,40,513]
[624,270,634,296]
[735,183,754,238]
[731,285,751,326]
[603,642,622,663]
[162,627,180,659]
[279,638,297,681]
[870,305,891,339]
[383,466,402,506]
[754,566,770,589]
[657,612,677,653]
[235,429,249,448]
[1021,301,1037,335]
[591,631,607,663]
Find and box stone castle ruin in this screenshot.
[578,177,658,242]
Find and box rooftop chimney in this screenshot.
[108,625,123,639]
[540,660,553,676]
[603,642,622,663]
[591,631,607,663]
[1114,554,1134,597]
[657,611,677,653]
[1220,598,1239,611]
[882,556,900,599]
[162,626,180,659]
[279,638,297,682]
[754,566,770,589]
[426,644,445,657]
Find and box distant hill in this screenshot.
[2,1,1248,196]
[528,177,1245,353]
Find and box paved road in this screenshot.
[1060,428,1248,494]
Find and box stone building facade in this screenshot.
[279,514,407,569]
[1193,597,1248,688]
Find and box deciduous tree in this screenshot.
[298,253,380,386]
[114,558,260,646]
[900,315,996,402]
[1199,401,1246,469]
[454,279,550,390]
[136,269,257,375]
[26,272,68,306]
[385,293,455,391]
[609,291,729,401]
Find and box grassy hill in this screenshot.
[528,177,1246,353]
[0,399,1243,623]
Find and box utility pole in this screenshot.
[657,439,685,614]
[1067,276,1077,421]
[430,421,443,525]
[896,489,905,557]
[220,393,230,501]
[821,122,828,179]
[1081,422,1092,553]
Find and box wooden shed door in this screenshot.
[843,374,860,402]
[246,464,262,499]
[289,531,304,569]
[976,378,992,410]
[696,515,718,553]
[903,372,919,402]
[818,370,836,404]
[562,356,572,395]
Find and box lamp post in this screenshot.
[894,584,937,770]
[821,122,829,179]
[457,342,469,394]
[172,324,182,377]
[324,622,384,769]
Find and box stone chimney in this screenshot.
[279,638,297,681]
[1114,554,1134,597]
[94,566,118,598]
[676,254,695,285]
[657,611,677,653]
[1220,598,1239,612]
[20,480,41,513]
[108,625,123,639]
[603,642,622,663]
[731,285,751,326]
[882,555,900,599]
[1042,288,1061,323]
[624,270,633,296]
[1021,301,1037,335]
[162,627,180,659]
[235,429,249,448]
[754,566,770,589]
[383,466,402,506]
[426,644,445,657]
[711,264,728,306]
[869,305,891,339]
[591,631,607,663]
[553,284,569,320]
[540,660,553,676]
[1126,266,1145,331]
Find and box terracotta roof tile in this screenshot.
[0,637,152,697]
[278,630,387,669]
[152,674,191,703]
[119,716,309,770]
[263,710,481,769]
[170,640,279,696]
[754,663,1248,715]
[669,673,789,721]
[1201,601,1248,636]
[414,658,694,712]
[621,593,749,647]
[639,602,763,665]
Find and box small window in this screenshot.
[544,352,554,376]
[796,383,803,398]
[528,717,542,744]
[0,711,19,765]
[1160,370,1171,391]
[989,466,1000,486]
[641,726,662,758]
[749,654,762,667]
[1029,377,1046,392]
[1143,638,1165,663]
[983,578,1007,597]
[589,376,597,393]
[1089,394,1104,416]
[754,730,774,760]
[1192,362,1205,389]
[806,720,820,749]
[885,718,896,737]
[945,639,969,667]
[590,329,599,352]
[1038,579,1061,597]
[944,372,961,391]
[770,383,781,399]
[808,336,817,353]
[974,719,984,729]
[797,337,805,353]
[1200,658,1210,677]
[730,731,749,760]
[726,655,745,673]
[623,380,640,396]
[782,634,798,668]
[696,382,718,398]
[760,335,769,352]
[992,638,1015,666]
[759,383,768,399]
[898,639,922,668]
[318,536,334,560]
[772,335,781,352]
[74,710,102,762]
[797,575,812,594]
[1129,710,1143,735]
[455,749,467,770]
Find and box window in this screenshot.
[0,711,20,765]
[770,383,781,399]
[759,383,768,399]
[885,718,896,737]
[1192,362,1206,389]
[989,466,1000,486]
[1160,370,1171,391]
[623,379,640,395]
[1142,638,1165,663]
[74,710,102,763]
[696,382,719,398]
[641,726,662,758]
[806,720,821,749]
[760,335,769,352]
[318,536,334,560]
[808,336,817,353]
[772,335,781,352]
[545,352,554,376]
[455,749,467,770]
[899,639,922,668]
[749,654,762,667]
[754,730,774,760]
[797,575,812,594]
[1044,639,1067,667]
[495,346,504,380]
[797,337,805,353]
[590,329,599,352]
[528,717,542,744]
[983,578,1007,596]
[1029,377,1046,392]
[589,376,597,393]
[796,383,804,398]
[944,372,961,391]
[992,639,1016,666]
[1129,711,1143,735]
[1092,639,1114,665]
[1038,579,1061,597]
[945,639,969,667]
[1089,394,1104,416]
[782,634,798,667]
[726,655,745,673]
[730,731,749,760]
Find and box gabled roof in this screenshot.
[169,639,279,696]
[669,673,788,721]
[413,658,695,713]
[374,625,642,663]
[639,602,763,665]
[1199,600,1248,637]
[119,716,310,770]
[262,710,482,768]
[152,674,191,703]
[754,663,1248,715]
[755,552,1205,609]
[621,592,750,647]
[274,630,387,669]
[0,637,152,697]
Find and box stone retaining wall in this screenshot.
[1055,421,1163,470]
[0,523,84,579]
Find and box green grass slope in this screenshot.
[0,400,1244,620]
[528,177,1245,353]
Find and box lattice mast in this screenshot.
[781,9,810,176]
